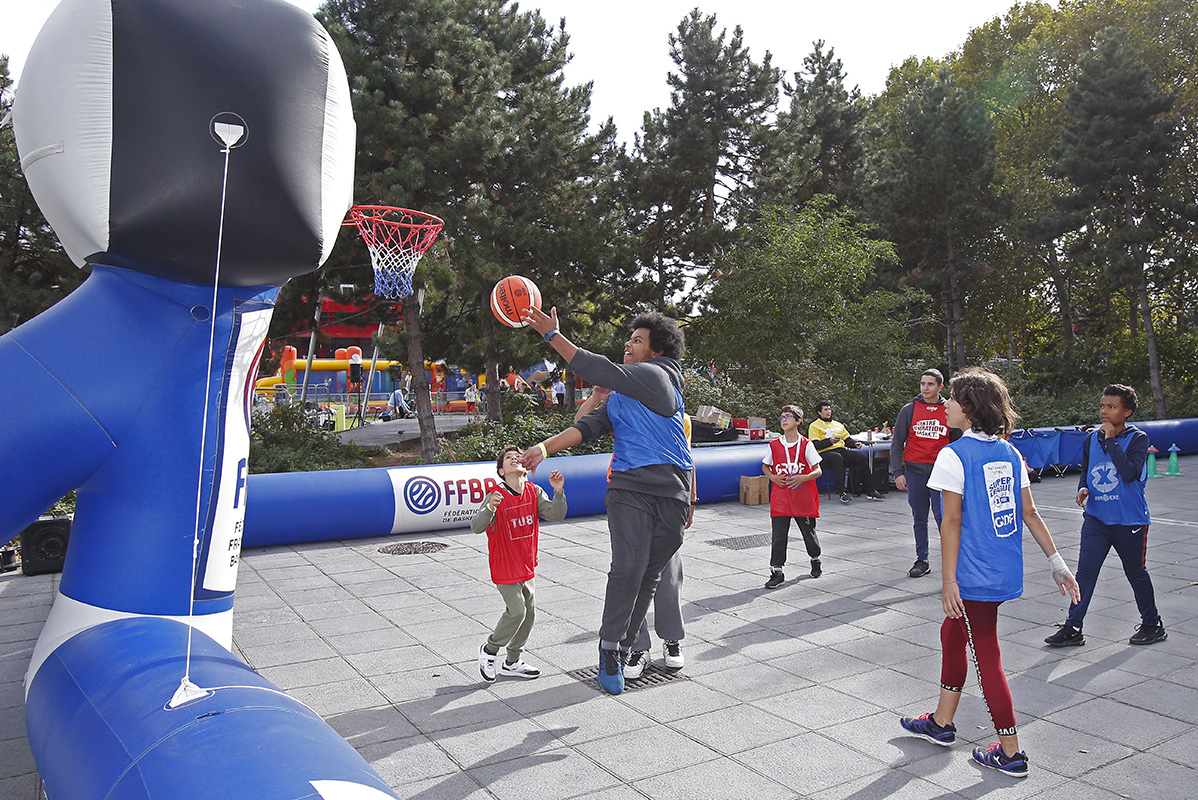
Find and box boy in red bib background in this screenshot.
[762,405,824,588]
[471,445,567,682]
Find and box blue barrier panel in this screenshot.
[244,443,773,547]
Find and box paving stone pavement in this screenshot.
[2,457,1195,799]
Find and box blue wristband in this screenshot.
[543,328,559,343]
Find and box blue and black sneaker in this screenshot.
[971,742,1029,778]
[597,646,624,695]
[900,712,956,746]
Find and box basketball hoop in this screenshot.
[343,205,444,299]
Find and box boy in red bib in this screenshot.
[471,445,567,682]
[762,405,824,588]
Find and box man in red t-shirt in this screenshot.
[890,369,957,577]
[471,445,566,682]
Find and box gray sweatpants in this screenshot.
[599,488,688,651]
[632,550,684,651]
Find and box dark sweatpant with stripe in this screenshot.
[1066,515,1159,630]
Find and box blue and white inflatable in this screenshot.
[4,0,399,797]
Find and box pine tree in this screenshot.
[870,69,1004,371]
[626,10,779,311]
[0,57,85,333]
[316,0,618,454]
[749,41,865,217]
[1051,27,1179,417]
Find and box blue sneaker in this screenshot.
[597,646,624,695]
[900,712,956,746]
[972,742,1029,778]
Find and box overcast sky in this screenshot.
[3,0,1044,141]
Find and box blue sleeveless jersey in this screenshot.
[1084,433,1150,526]
[949,436,1025,602]
[607,387,693,473]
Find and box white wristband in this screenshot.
[537,442,548,459]
[1047,552,1069,574]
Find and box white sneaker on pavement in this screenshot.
[478,643,497,682]
[498,659,541,679]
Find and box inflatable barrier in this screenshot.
[243,444,770,547]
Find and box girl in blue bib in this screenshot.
[901,368,1080,778]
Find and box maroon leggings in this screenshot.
[940,599,1017,735]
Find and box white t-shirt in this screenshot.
[762,435,822,471]
[928,429,1030,494]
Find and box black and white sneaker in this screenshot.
[662,640,684,669]
[839,492,852,504]
[625,650,649,680]
[499,659,541,679]
[478,643,497,682]
[908,559,931,578]
[810,559,822,578]
[764,570,785,589]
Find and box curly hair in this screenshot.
[780,404,804,422]
[1103,384,1138,414]
[630,312,685,361]
[950,368,1018,437]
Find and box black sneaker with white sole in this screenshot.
[1044,624,1085,647]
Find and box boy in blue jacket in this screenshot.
[1044,384,1165,647]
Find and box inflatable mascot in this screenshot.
[4,0,400,797]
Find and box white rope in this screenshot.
[171,121,243,708]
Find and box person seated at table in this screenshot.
[380,386,414,420]
[808,400,885,504]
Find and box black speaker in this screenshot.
[20,517,72,576]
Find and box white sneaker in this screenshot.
[478,643,497,682]
[499,659,541,679]
[662,640,684,670]
[625,650,649,680]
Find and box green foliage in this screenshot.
[0,58,86,334]
[47,491,77,517]
[691,198,924,426]
[248,404,376,474]
[436,411,613,464]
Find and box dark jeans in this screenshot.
[821,447,874,494]
[1066,515,1159,629]
[770,515,819,569]
[599,489,688,651]
[904,466,941,561]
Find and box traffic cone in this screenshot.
[1147,446,1160,478]
[1165,444,1183,476]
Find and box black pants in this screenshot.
[770,515,820,570]
[820,447,874,494]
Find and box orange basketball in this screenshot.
[490,276,542,328]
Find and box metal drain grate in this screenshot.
[567,662,689,693]
[707,533,800,551]
[378,541,449,555]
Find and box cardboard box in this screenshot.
[696,405,733,429]
[739,474,770,505]
[746,417,766,429]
